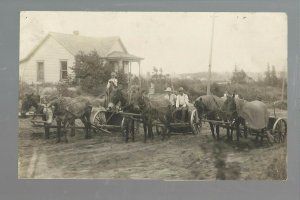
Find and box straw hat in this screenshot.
[111,72,116,76]
[178,87,184,92]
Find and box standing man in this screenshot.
[176,87,189,121]
[106,72,118,107]
[107,72,118,89]
[164,87,177,108]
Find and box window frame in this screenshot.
[60,60,68,81]
[36,61,45,82]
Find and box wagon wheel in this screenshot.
[271,118,287,143]
[190,110,201,135]
[93,111,107,134]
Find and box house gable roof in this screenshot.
[107,51,143,61]
[20,32,128,63]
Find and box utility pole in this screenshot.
[207,13,216,95]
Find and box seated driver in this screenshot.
[164,87,177,108]
[176,87,189,122]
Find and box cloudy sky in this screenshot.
[20,12,287,75]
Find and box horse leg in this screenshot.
[149,120,154,141]
[85,108,92,139]
[236,123,240,142]
[131,120,135,142]
[243,122,247,139]
[70,119,75,137]
[167,122,171,139]
[255,132,259,143]
[56,119,61,143]
[125,118,129,143]
[226,125,231,141]
[80,117,88,139]
[143,118,148,143]
[63,121,68,143]
[260,129,265,145]
[42,115,50,139]
[209,122,216,139]
[44,125,50,139]
[147,118,152,139]
[216,125,220,140]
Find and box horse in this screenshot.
[20,93,55,139]
[20,93,42,117]
[121,87,141,142]
[45,96,93,143]
[222,94,269,144]
[131,90,171,143]
[194,95,234,141]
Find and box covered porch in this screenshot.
[106,51,144,86]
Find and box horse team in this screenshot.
[21,87,270,145]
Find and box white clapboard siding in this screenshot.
[20,37,75,83]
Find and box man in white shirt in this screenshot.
[106,72,118,107]
[176,87,189,121]
[164,87,177,107]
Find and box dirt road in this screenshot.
[18,117,287,180]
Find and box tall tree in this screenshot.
[264,64,271,85]
[271,65,278,86]
[231,68,247,84]
[72,50,127,95]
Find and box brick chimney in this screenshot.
[73,30,79,35]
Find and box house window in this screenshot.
[60,61,68,80]
[37,61,44,82]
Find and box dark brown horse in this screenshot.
[194,95,232,140]
[222,94,269,144]
[20,93,42,117]
[131,90,171,143]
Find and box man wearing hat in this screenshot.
[176,87,189,121]
[106,72,118,107]
[164,87,177,107]
[107,72,118,89]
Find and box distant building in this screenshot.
[19,31,143,84]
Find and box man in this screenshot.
[223,90,229,98]
[106,72,118,108]
[107,72,118,89]
[164,87,177,107]
[176,87,189,121]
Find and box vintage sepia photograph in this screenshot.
[18,12,287,180]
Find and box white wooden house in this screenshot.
[19,31,143,84]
